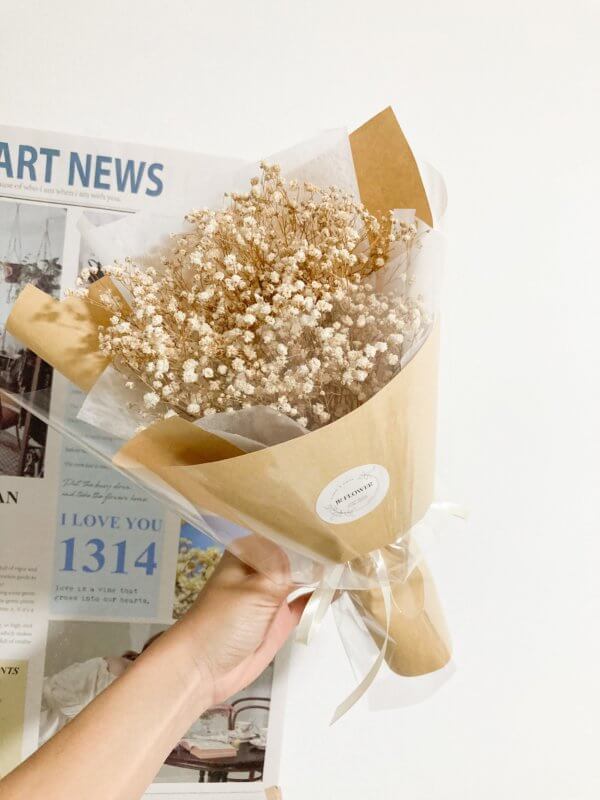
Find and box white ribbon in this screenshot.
[295,564,344,646]
[294,550,391,724]
[295,501,466,723]
[430,500,468,519]
[330,550,391,724]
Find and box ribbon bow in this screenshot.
[295,501,466,723]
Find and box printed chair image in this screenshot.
[227,697,270,782]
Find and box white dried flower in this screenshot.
[88,162,423,430]
[144,392,160,408]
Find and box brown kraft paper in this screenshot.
[6,277,121,392]
[112,323,439,564]
[350,550,451,675]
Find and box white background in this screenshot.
[2,1,600,798]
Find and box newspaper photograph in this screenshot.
[0,125,288,797]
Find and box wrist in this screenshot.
[140,623,216,715]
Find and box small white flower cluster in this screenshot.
[82,163,427,430]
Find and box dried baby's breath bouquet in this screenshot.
[7,109,452,721]
[78,163,426,430]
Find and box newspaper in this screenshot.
[0,126,288,797]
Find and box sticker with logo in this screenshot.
[315,464,390,525]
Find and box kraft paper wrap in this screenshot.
[5,108,451,677]
[350,553,451,675]
[6,277,123,392]
[349,106,433,226]
[112,324,439,564]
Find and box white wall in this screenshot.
[2,1,599,798]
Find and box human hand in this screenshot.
[171,545,308,705]
[0,544,307,800]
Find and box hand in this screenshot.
[0,544,307,800]
[171,545,308,705]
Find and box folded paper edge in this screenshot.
[349,106,433,227]
[5,284,108,392]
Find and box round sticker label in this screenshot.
[315,464,390,525]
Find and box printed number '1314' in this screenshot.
[60,538,158,576]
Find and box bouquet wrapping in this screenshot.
[4,108,454,718]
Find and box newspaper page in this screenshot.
[0,126,288,798]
